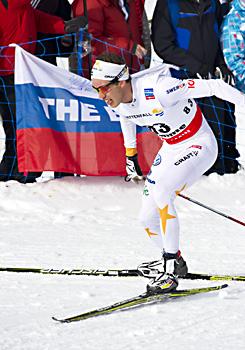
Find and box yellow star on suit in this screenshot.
[158,205,176,234]
[145,228,158,237]
[175,183,187,196]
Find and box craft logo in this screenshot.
[174,151,199,166]
[144,88,155,100]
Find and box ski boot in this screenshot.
[138,251,188,294]
[138,250,188,279]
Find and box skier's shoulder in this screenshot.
[131,64,173,84]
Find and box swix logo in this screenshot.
[146,177,156,184]
[166,83,185,94]
[38,97,119,122]
[146,170,155,184]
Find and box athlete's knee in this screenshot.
[138,210,150,227]
[138,208,159,229]
[152,185,174,209]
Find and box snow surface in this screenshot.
[0,173,245,350]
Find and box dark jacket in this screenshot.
[151,0,226,76]
[31,0,72,65]
[32,0,71,19]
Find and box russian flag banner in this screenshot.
[14,47,161,175]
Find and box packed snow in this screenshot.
[0,171,245,350]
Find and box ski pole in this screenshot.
[178,193,245,227]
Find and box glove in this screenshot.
[125,154,143,184]
[196,72,212,79]
[215,65,235,86]
[64,16,88,34]
[195,64,212,79]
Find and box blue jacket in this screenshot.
[221,0,245,92]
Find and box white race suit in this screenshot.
[114,66,245,254]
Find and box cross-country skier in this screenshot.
[91,52,245,294]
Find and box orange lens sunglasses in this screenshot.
[92,81,115,94]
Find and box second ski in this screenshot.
[52,284,228,323]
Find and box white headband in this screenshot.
[91,60,129,81]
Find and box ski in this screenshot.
[0,267,139,277]
[0,266,245,281]
[183,272,245,282]
[52,284,228,323]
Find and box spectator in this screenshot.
[0,0,74,183]
[221,0,245,93]
[31,0,85,179]
[134,0,152,68]
[31,0,73,66]
[151,0,240,174]
[70,0,148,78]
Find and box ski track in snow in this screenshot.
[0,173,245,350]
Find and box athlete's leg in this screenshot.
[139,132,218,254]
[139,181,163,249]
[152,136,218,254]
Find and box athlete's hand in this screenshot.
[215,66,235,86]
[194,64,212,79]
[125,154,144,184]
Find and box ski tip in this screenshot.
[52,316,67,323]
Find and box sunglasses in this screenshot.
[92,80,117,94]
[92,65,128,94]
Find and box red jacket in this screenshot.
[72,0,144,75]
[0,0,65,75]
